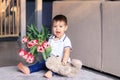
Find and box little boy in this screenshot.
[17,14,72,79]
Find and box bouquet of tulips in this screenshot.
[18,24,51,63]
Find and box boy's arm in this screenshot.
[62,47,71,66]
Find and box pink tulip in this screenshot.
[37,45,45,52]
[18,49,27,57]
[22,53,29,59]
[32,40,38,45]
[27,39,38,48]
[27,41,34,48]
[22,36,28,43]
[26,53,34,63]
[42,41,49,49]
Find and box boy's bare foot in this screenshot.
[44,70,53,79]
[17,62,30,75]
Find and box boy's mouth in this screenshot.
[56,31,60,35]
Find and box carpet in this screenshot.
[0,66,115,80]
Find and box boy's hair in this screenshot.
[52,15,67,25]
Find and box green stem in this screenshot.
[42,52,46,60]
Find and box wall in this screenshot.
[52,1,102,70]
[52,1,120,77]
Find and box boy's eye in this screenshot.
[53,26,57,28]
[60,26,63,28]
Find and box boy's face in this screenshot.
[52,20,68,39]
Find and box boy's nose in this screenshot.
[56,27,59,30]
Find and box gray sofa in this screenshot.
[52,1,120,77]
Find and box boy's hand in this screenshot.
[62,61,67,66]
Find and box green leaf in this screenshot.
[27,33,34,40]
[31,24,39,36]
[30,46,37,56]
[45,46,51,58]
[26,24,40,40]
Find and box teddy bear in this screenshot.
[45,56,82,77]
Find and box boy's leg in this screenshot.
[17,62,30,75]
[44,70,53,79]
[28,60,46,73]
[44,70,56,79]
[17,60,46,74]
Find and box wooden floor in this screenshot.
[0,39,23,67]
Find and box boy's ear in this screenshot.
[65,25,68,31]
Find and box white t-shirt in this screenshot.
[48,34,72,61]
